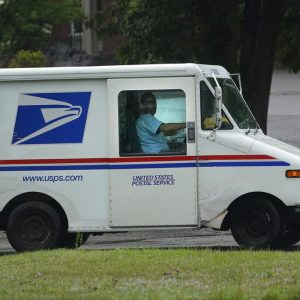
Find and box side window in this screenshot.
[200,81,233,130]
[118,89,186,156]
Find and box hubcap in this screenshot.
[245,209,270,238]
[19,215,51,245]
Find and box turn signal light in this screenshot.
[286,170,300,178]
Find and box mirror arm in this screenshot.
[229,73,243,95]
[212,73,221,88]
[213,74,223,130]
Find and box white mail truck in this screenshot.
[0,63,300,251]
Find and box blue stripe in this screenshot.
[0,160,289,171]
[110,162,197,169]
[0,163,196,171]
[198,161,290,167]
[0,165,110,171]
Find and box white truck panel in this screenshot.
[0,78,110,230]
[0,63,299,249]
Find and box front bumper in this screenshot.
[286,206,300,225]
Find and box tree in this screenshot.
[277,1,300,73]
[95,0,300,133]
[0,0,84,65]
[95,0,241,71]
[239,0,287,132]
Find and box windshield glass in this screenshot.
[207,77,259,130]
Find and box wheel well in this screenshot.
[0,192,68,231]
[220,192,286,231]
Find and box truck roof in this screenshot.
[0,63,229,82]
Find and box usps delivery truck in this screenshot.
[0,63,300,252]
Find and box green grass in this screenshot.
[1,249,300,299]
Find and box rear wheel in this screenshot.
[230,198,281,249]
[6,201,62,252]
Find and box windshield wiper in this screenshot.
[254,123,259,135]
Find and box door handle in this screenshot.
[187,121,195,143]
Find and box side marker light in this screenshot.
[286,170,300,178]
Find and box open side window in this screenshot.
[200,81,233,130]
[118,89,187,156]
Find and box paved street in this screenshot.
[268,69,300,148]
[0,69,299,253]
[81,229,237,251]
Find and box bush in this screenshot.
[8,50,46,68]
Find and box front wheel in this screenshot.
[6,201,62,252]
[230,198,281,249]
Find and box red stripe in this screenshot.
[108,156,196,163]
[0,154,275,165]
[0,158,109,165]
[198,155,274,161]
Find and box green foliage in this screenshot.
[8,50,46,68]
[93,0,299,133]
[95,0,300,73]
[95,0,242,71]
[277,2,300,72]
[92,0,300,74]
[0,0,84,55]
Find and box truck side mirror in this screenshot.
[214,86,222,129]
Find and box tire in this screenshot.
[274,227,300,248]
[6,201,62,252]
[60,232,90,249]
[230,198,281,249]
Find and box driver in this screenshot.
[136,92,186,154]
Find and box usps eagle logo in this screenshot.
[12,92,91,145]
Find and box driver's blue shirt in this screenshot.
[136,114,169,154]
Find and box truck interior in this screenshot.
[118,89,187,156]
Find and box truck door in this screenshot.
[107,77,198,227]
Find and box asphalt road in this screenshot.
[1,69,299,253]
[0,229,238,254]
[268,69,300,148]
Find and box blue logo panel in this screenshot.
[12,92,91,145]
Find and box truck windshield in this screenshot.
[207,77,259,130]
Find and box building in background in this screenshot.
[52,0,121,66]
[48,0,121,66]
[81,0,103,55]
